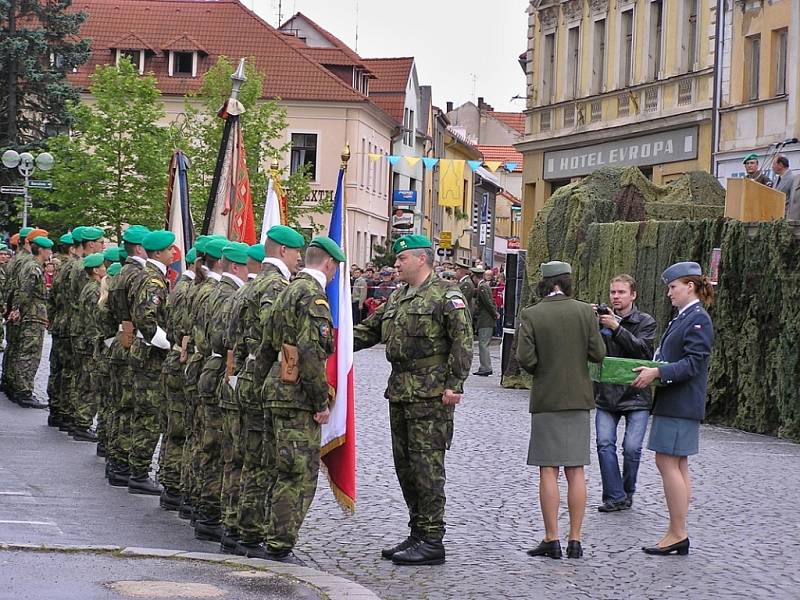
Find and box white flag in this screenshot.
[260,177,282,244]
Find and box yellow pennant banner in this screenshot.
[405,156,421,168]
[484,161,503,173]
[368,153,382,161]
[438,159,465,207]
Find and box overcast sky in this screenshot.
[249,0,529,112]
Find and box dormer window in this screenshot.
[115,49,145,74]
[169,51,197,77]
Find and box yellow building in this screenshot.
[516,0,717,236]
[715,0,800,179]
[440,126,482,265]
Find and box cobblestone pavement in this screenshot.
[19,336,800,599]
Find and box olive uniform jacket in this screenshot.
[516,295,606,414]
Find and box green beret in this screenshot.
[309,236,346,263]
[107,262,122,277]
[103,247,121,262]
[59,233,74,245]
[71,226,85,243]
[119,248,128,262]
[142,229,176,252]
[743,153,759,163]
[393,234,432,254]
[205,237,229,259]
[81,226,104,242]
[222,242,249,265]
[31,236,53,249]
[540,260,572,278]
[83,252,104,269]
[122,225,150,245]
[247,244,266,262]
[0,243,7,251]
[194,235,209,254]
[19,226,34,238]
[186,247,197,263]
[267,225,305,249]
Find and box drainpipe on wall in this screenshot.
[711,0,726,179]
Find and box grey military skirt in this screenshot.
[647,415,699,456]
[527,409,590,467]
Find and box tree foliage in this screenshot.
[175,56,323,232]
[31,58,171,239]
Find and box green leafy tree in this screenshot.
[371,238,397,269]
[175,56,323,231]
[31,58,171,239]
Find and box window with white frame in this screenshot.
[542,32,556,104]
[116,49,145,74]
[619,9,634,87]
[682,0,699,72]
[592,19,606,95]
[648,0,663,81]
[566,26,580,100]
[290,133,318,180]
[746,35,761,101]
[774,28,787,96]
[169,51,196,77]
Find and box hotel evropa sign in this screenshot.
[543,126,699,180]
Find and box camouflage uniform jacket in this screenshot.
[353,272,473,402]
[5,250,34,312]
[64,259,89,339]
[76,279,102,356]
[0,262,7,309]
[207,275,242,359]
[15,259,48,324]
[263,271,333,413]
[165,272,194,348]
[107,258,147,331]
[246,263,290,382]
[225,275,255,374]
[47,255,76,336]
[191,275,220,358]
[131,262,170,361]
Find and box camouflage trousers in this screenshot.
[94,352,112,446]
[264,407,320,553]
[237,370,271,543]
[197,357,225,521]
[1,320,19,388]
[180,353,204,507]
[73,350,98,429]
[129,351,165,478]
[5,322,44,396]
[46,334,69,417]
[106,359,133,469]
[160,352,187,494]
[389,401,455,542]
[220,397,243,532]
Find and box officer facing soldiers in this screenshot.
[353,234,473,566]
[236,225,305,558]
[255,236,342,566]
[6,235,53,407]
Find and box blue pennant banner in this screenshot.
[504,162,518,172]
[467,160,483,172]
[422,157,439,169]
[387,155,402,166]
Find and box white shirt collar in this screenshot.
[247,272,257,280]
[130,255,146,267]
[459,275,470,283]
[207,271,222,282]
[183,270,196,281]
[301,267,327,290]
[146,258,167,275]
[678,298,701,316]
[222,272,245,288]
[262,257,291,280]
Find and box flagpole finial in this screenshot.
[340,144,350,170]
[270,158,279,173]
[230,58,247,101]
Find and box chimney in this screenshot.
[446,101,453,113]
[478,96,484,108]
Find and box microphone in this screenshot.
[780,138,798,145]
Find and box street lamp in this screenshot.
[2,149,55,227]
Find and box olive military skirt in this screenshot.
[527,409,590,467]
[647,415,700,456]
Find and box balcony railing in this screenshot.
[617,94,630,117]
[643,85,660,112]
[563,104,575,128]
[677,79,694,106]
[540,109,551,131]
[590,100,602,122]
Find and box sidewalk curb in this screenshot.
[0,542,381,600]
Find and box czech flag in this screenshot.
[321,165,356,512]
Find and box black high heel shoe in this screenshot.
[566,540,583,558]
[642,538,690,556]
[527,539,562,559]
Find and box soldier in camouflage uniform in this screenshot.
[6,235,53,406]
[2,227,36,397]
[254,236,343,565]
[235,227,304,557]
[106,225,151,487]
[127,230,175,495]
[71,253,107,441]
[353,234,472,566]
[95,257,121,457]
[45,233,77,426]
[192,237,231,541]
[159,247,197,511]
[0,244,11,356]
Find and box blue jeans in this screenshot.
[595,408,649,504]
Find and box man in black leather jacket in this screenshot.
[593,275,656,513]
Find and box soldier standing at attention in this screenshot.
[45,233,77,426]
[472,266,499,377]
[71,253,107,441]
[353,234,473,566]
[0,243,10,359]
[258,236,342,566]
[455,261,475,316]
[6,235,53,407]
[159,247,197,512]
[236,226,304,559]
[128,230,175,495]
[3,227,37,400]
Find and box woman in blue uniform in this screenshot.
[632,262,714,556]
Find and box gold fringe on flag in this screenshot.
[320,459,355,514]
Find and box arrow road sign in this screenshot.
[28,180,53,190]
[0,186,25,195]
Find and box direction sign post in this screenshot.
[0,186,25,195]
[28,180,53,190]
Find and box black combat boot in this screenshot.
[178,501,194,520]
[194,519,224,542]
[72,427,98,442]
[391,538,445,566]
[219,528,240,554]
[96,442,106,457]
[108,463,131,487]
[381,536,419,560]
[127,475,162,496]
[234,540,263,558]
[263,549,306,567]
[159,489,182,511]
[47,413,62,427]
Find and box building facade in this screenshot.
[516,0,717,236]
[714,0,800,181]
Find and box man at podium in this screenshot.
[743,153,772,186]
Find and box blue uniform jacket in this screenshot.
[653,302,714,421]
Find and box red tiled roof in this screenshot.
[282,12,365,66]
[68,0,370,103]
[489,111,526,134]
[163,33,207,54]
[476,145,523,171]
[361,58,414,123]
[499,189,521,204]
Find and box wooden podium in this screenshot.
[725,177,786,221]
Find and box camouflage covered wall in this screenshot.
[505,166,800,441]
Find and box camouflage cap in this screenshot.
[83,252,104,269]
[267,225,305,249]
[142,230,176,252]
[247,243,266,262]
[107,262,122,276]
[309,235,346,263]
[393,234,432,254]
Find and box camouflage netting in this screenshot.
[502,166,800,441]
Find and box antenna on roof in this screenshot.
[277,0,283,24]
[354,0,360,53]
